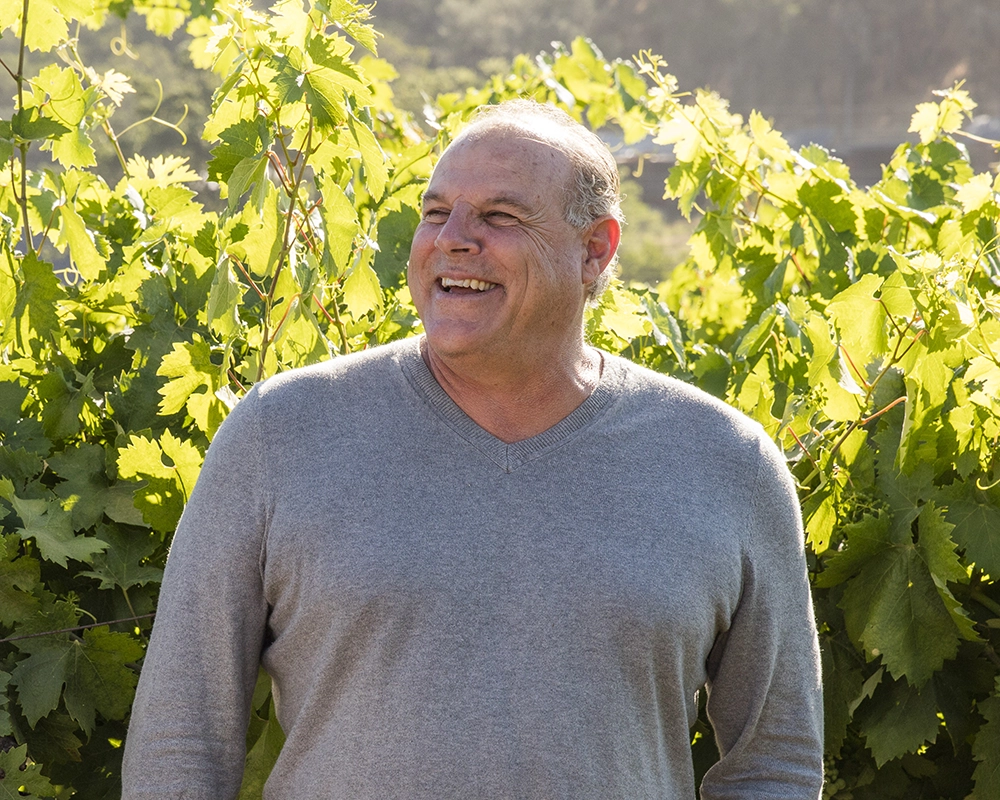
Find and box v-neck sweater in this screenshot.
[122,336,823,799]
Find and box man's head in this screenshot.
[453,100,624,301]
[406,100,622,377]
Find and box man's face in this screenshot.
[407,131,597,370]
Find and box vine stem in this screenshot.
[15,0,32,253]
[256,118,315,382]
[0,613,156,645]
[800,321,922,489]
[313,291,350,355]
[970,588,1000,618]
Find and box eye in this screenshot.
[484,210,518,226]
[421,207,449,223]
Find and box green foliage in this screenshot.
[1,2,999,798]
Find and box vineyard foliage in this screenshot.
[1,0,999,797]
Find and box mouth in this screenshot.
[438,277,498,293]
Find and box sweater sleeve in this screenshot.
[700,434,824,800]
[121,388,270,800]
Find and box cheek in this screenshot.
[407,228,436,279]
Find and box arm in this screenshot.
[122,389,269,799]
[700,435,824,800]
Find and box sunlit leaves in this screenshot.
[117,431,204,533]
[909,86,977,145]
[819,506,974,687]
[636,52,1000,795]
[0,533,42,626]
[0,744,55,797]
[156,337,228,435]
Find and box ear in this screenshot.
[581,216,621,284]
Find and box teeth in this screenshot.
[440,277,497,291]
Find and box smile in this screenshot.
[439,277,498,292]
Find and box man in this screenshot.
[122,100,823,799]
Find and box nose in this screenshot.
[434,203,482,256]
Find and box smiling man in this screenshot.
[122,100,823,800]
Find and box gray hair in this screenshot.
[455,100,623,301]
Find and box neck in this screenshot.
[421,339,603,443]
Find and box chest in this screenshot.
[259,439,748,661]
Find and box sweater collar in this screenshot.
[400,336,623,473]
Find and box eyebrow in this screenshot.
[422,191,535,216]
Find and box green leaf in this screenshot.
[117,431,203,533]
[227,155,269,213]
[207,256,244,339]
[319,175,359,278]
[941,488,1000,578]
[36,370,91,442]
[227,184,282,279]
[858,676,940,766]
[79,524,163,591]
[207,119,270,185]
[0,533,41,627]
[830,506,973,685]
[595,284,651,344]
[827,273,889,364]
[820,631,865,753]
[0,670,10,736]
[237,687,285,799]
[57,205,103,282]
[0,744,55,798]
[799,177,857,233]
[8,494,107,568]
[11,627,143,734]
[341,261,382,319]
[51,127,97,169]
[33,64,86,127]
[156,338,227,435]
[49,443,110,531]
[971,692,1000,799]
[10,107,69,141]
[348,113,387,202]
[802,483,837,555]
[642,296,687,369]
[3,252,65,355]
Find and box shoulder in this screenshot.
[243,338,420,414]
[214,339,421,443]
[608,354,769,453]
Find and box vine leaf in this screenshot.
[117,431,204,533]
[941,489,1000,577]
[0,744,55,797]
[10,627,144,734]
[857,676,940,767]
[824,505,975,686]
[4,254,65,355]
[156,338,227,435]
[0,533,41,627]
[0,484,107,567]
[971,686,1000,799]
[49,443,111,531]
[80,524,163,592]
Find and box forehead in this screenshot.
[424,131,573,206]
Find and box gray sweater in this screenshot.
[122,337,823,799]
